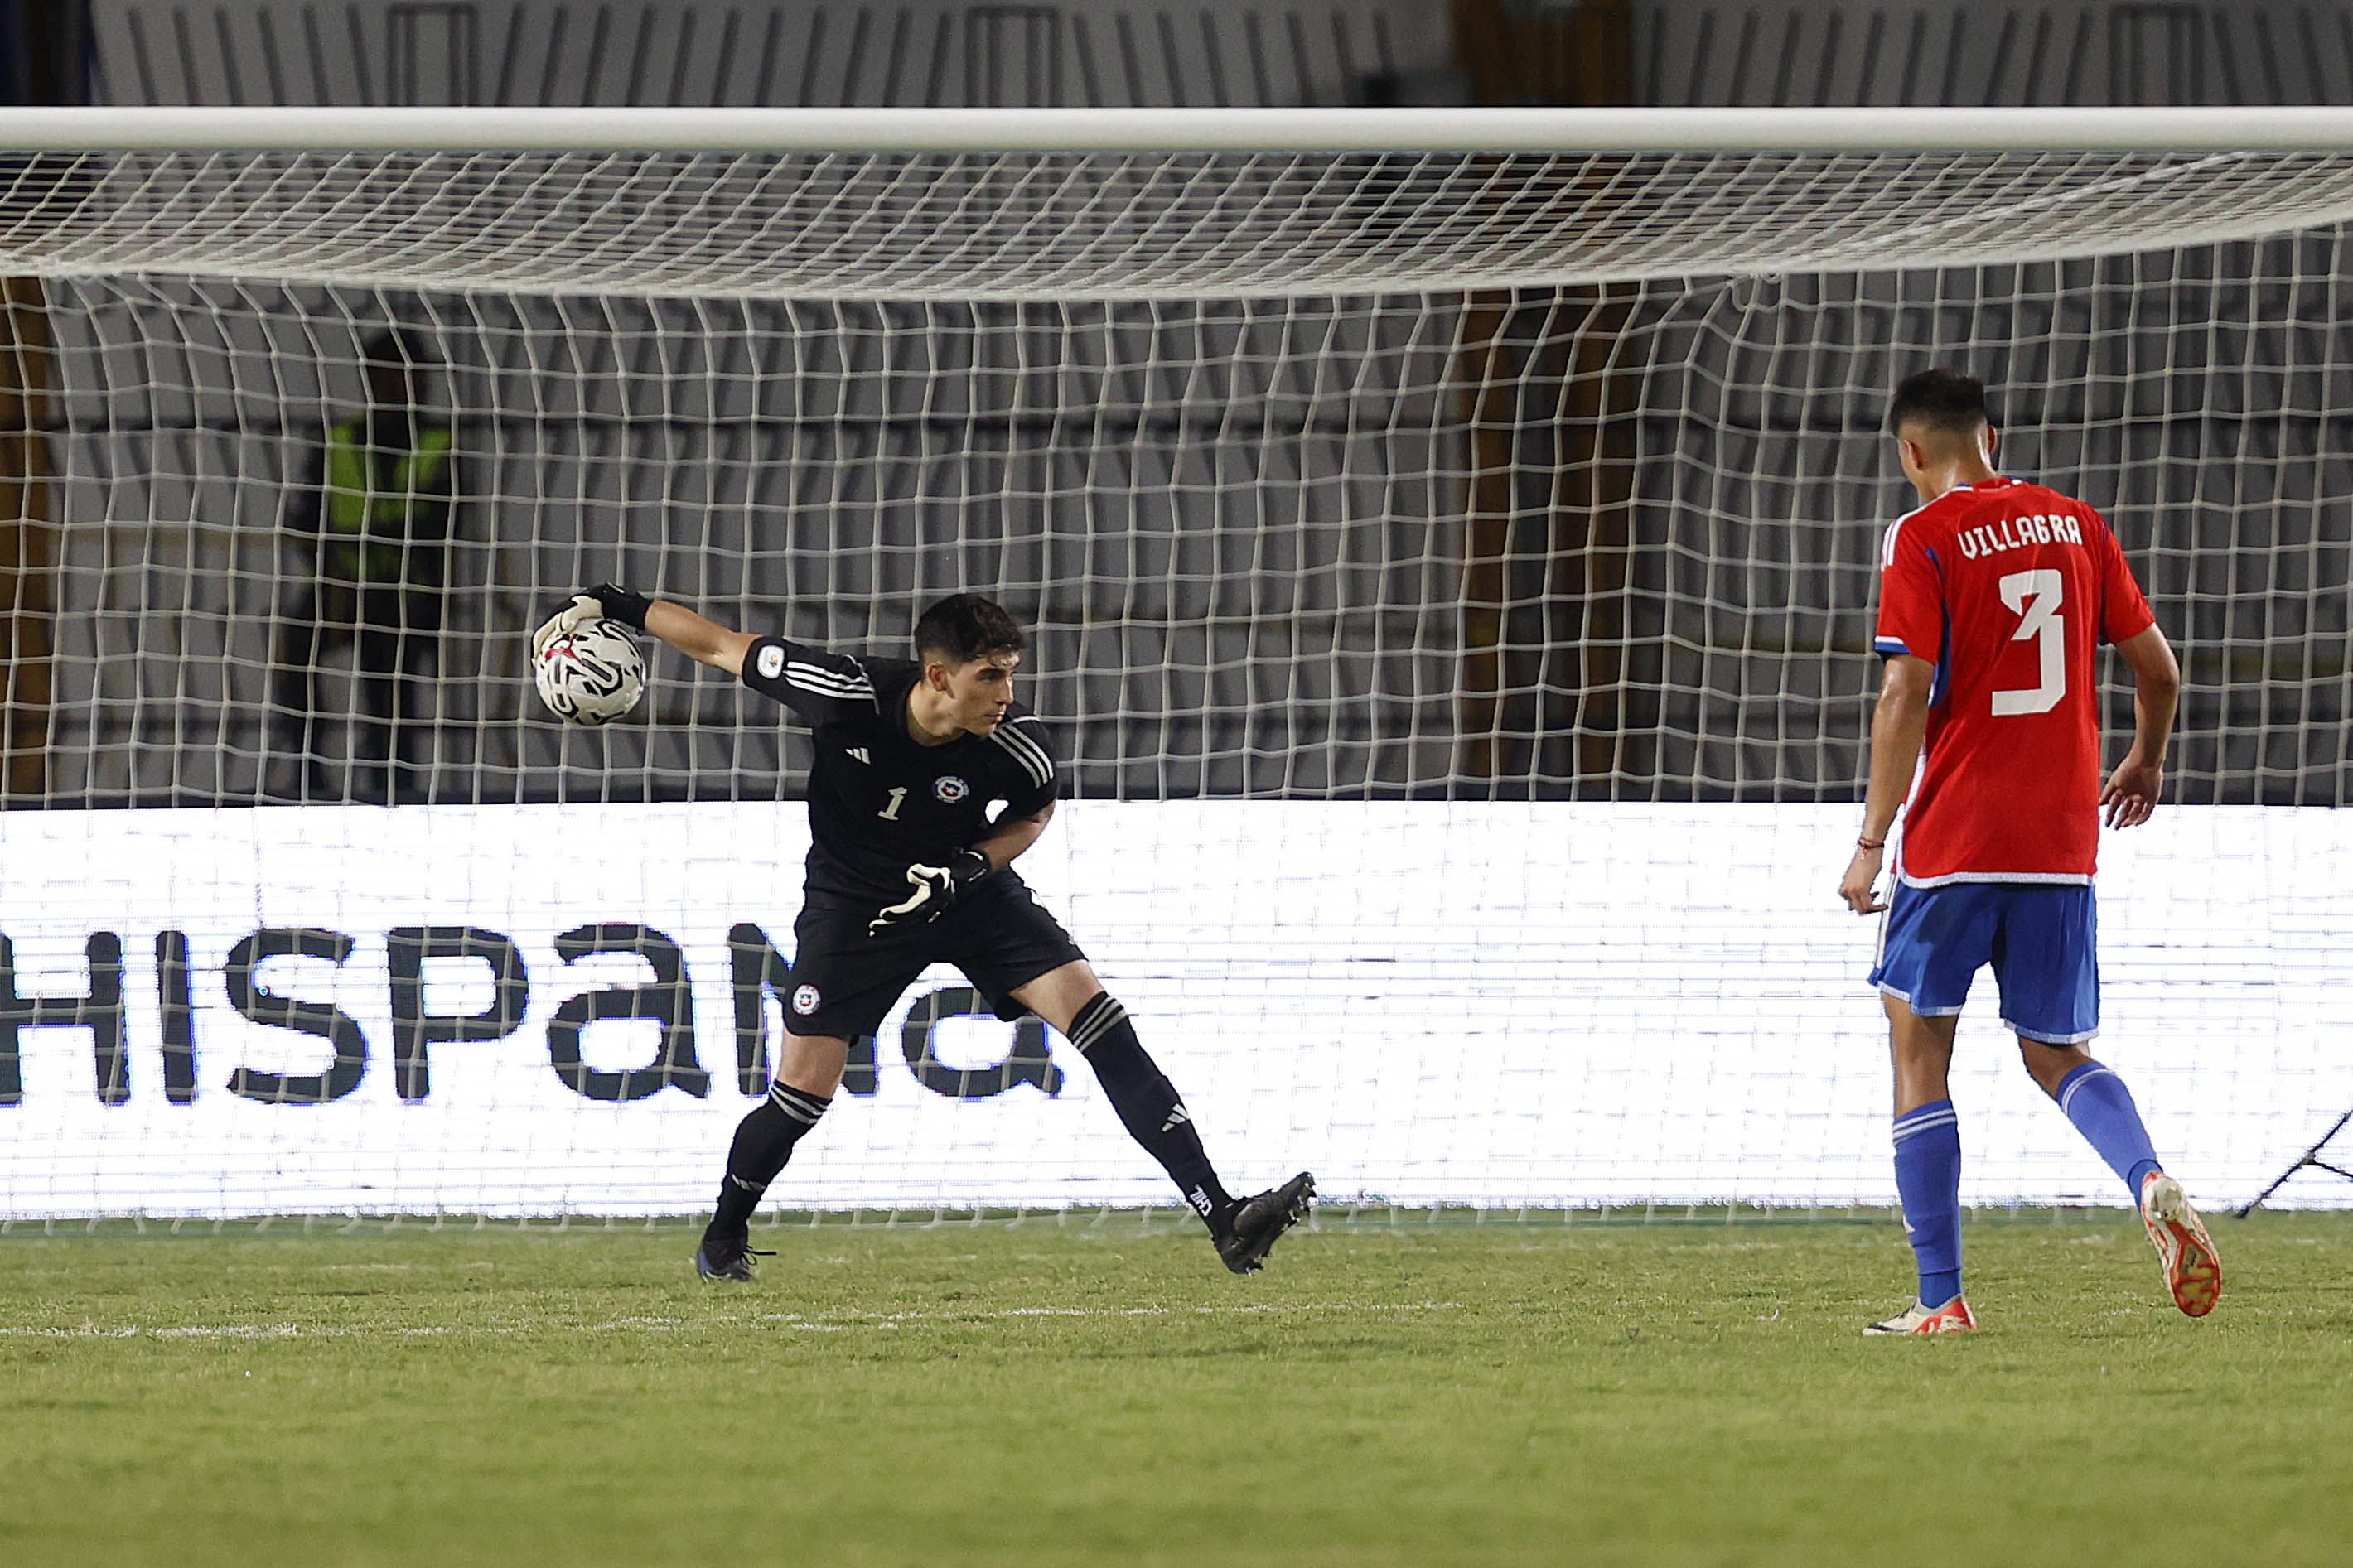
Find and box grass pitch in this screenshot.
[3,1211,2348,1567]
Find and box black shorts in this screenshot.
[785,878,1086,1042]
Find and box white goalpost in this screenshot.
[0,108,2346,1220]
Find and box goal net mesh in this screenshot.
[1,143,2346,1218]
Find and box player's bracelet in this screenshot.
[1856,836,1887,852]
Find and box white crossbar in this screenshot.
[4,104,2353,155]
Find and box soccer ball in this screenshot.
[534,617,645,725]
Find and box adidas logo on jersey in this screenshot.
[846,747,871,764]
[1162,1105,1191,1132]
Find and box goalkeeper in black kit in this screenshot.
[534,586,1315,1281]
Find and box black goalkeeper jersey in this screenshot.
[739,635,1060,905]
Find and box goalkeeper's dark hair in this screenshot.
[1887,368,1993,439]
[915,593,1026,667]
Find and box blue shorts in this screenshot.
[1868,880,2099,1045]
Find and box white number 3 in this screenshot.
[1993,568,2066,716]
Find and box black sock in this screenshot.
[1068,992,1233,1224]
[707,1082,832,1237]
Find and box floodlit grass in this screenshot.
[2,1211,2347,1567]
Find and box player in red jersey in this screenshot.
[1837,369,2220,1335]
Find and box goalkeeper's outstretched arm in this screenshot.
[642,600,756,676]
[534,584,756,675]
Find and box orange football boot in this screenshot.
[1863,1295,1979,1336]
[2139,1171,2223,1318]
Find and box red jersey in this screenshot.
[1872,476,2156,885]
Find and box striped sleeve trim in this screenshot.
[990,718,1054,789]
[1873,636,1914,656]
[786,659,874,702]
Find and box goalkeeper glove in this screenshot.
[532,582,653,658]
[867,848,993,936]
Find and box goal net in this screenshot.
[2,111,2347,1219]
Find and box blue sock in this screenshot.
[2051,1062,2163,1199]
[1892,1099,1963,1306]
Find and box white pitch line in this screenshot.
[0,1299,1468,1342]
